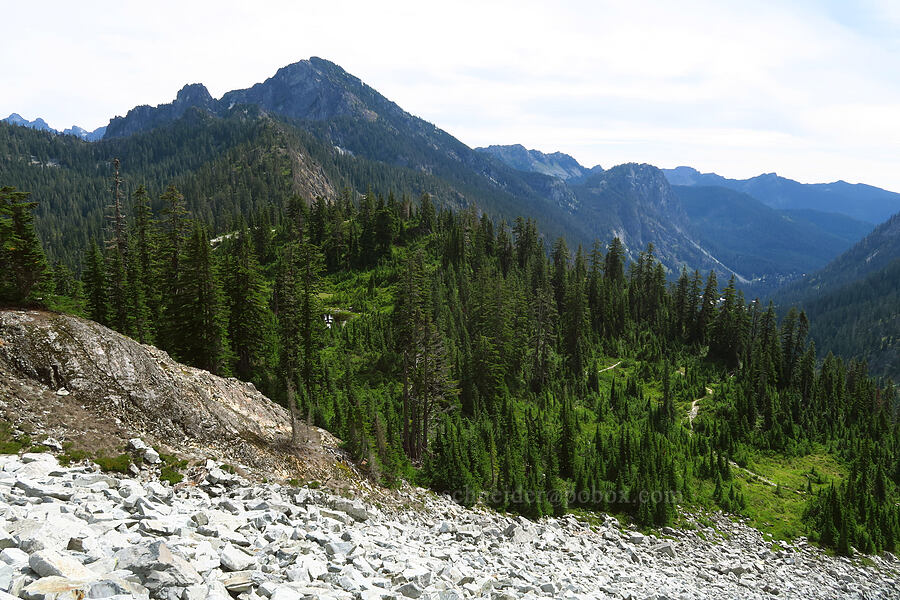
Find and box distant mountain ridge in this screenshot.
[101,57,736,276]
[475,144,597,181]
[663,166,900,225]
[779,212,900,298]
[3,112,106,141]
[674,185,872,288]
[480,144,873,286]
[2,56,883,290]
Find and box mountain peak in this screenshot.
[175,83,213,105]
[106,81,217,139]
[476,144,588,181]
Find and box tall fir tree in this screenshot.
[223,223,274,387]
[171,224,233,375]
[83,239,109,324]
[0,186,52,306]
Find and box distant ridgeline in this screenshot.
[6,57,896,291]
[2,171,898,556]
[3,112,106,141]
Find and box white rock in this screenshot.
[269,587,304,600]
[220,544,256,572]
[28,549,95,579]
[128,438,149,452]
[0,548,28,566]
[143,447,162,465]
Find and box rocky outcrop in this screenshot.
[0,310,288,446]
[0,453,897,600]
[220,58,377,123]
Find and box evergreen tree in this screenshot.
[223,224,274,386]
[0,186,52,305]
[172,224,233,375]
[695,271,718,345]
[130,184,158,341]
[83,239,109,324]
[158,184,189,351]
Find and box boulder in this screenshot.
[220,544,256,572]
[652,542,677,558]
[114,541,202,589]
[143,447,162,465]
[0,548,29,566]
[24,575,150,600]
[269,587,304,600]
[221,570,255,593]
[397,582,423,598]
[332,498,371,522]
[628,532,646,545]
[28,549,95,579]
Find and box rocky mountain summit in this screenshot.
[0,450,897,600]
[104,58,394,140]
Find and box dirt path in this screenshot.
[598,361,622,373]
[729,460,778,487]
[680,377,805,496]
[687,386,712,431]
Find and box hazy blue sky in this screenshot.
[3,0,899,190]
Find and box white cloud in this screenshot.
[2,0,899,190]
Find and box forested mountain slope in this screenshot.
[6,57,892,289]
[69,58,754,278]
[674,185,870,285]
[773,212,900,380]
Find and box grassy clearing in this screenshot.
[737,474,809,541]
[730,450,846,542]
[746,452,844,492]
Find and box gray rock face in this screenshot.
[105,83,216,140]
[0,453,897,600]
[0,311,291,445]
[476,144,590,181]
[105,58,378,142]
